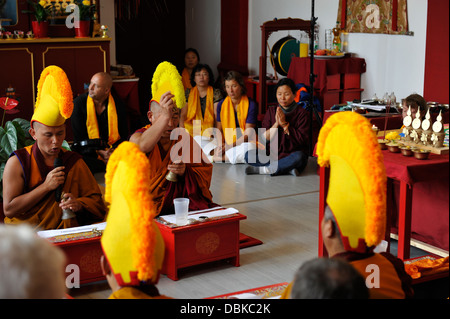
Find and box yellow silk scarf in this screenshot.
[185,86,215,136]
[181,68,192,89]
[86,94,120,146]
[220,96,249,145]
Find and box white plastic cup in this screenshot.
[173,198,189,226]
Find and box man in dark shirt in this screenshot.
[71,72,128,173]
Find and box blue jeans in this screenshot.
[244,150,308,176]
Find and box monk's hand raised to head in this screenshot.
[44,166,65,192]
[168,160,186,176]
[159,91,176,120]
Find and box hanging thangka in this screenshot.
[337,0,409,35]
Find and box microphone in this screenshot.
[54,157,63,202]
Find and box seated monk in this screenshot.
[2,66,107,230]
[129,61,217,216]
[282,112,413,299]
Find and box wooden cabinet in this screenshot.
[0,37,110,140]
[287,56,366,111]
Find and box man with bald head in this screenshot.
[72,72,129,173]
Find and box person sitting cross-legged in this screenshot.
[244,78,310,176]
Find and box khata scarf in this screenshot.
[220,96,249,145]
[86,94,120,146]
[185,86,215,136]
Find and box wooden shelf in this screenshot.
[0,37,110,44]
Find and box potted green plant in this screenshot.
[0,118,34,200]
[23,0,52,38]
[74,0,96,38]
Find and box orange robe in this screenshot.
[349,252,412,299]
[182,68,192,90]
[4,144,107,230]
[280,252,413,299]
[108,286,172,299]
[137,125,217,216]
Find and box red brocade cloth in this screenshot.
[287,57,366,93]
[383,150,449,251]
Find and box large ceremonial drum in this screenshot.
[271,36,301,76]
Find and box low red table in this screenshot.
[207,282,288,299]
[38,224,106,285]
[156,213,247,281]
[54,236,104,285]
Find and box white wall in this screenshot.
[185,0,221,80]
[99,0,116,65]
[248,0,428,100]
[132,0,428,101]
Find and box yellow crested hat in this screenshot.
[31,65,73,127]
[101,142,165,286]
[150,61,185,110]
[316,112,387,253]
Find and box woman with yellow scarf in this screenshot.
[180,64,223,158]
[213,71,258,164]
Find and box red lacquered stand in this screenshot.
[55,236,105,285]
[157,213,247,281]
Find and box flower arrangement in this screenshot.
[23,0,52,22]
[76,0,96,21]
[14,31,24,39]
[385,131,401,142]
[3,31,12,39]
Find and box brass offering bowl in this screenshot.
[400,146,413,156]
[413,149,431,160]
[378,139,388,150]
[386,142,401,153]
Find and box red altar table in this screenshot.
[383,150,449,258]
[156,213,247,281]
[318,151,449,260]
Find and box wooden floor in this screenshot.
[70,157,321,299]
